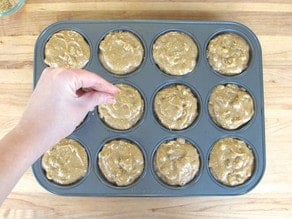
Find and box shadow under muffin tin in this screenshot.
[33,20,265,196]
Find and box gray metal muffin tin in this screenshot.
[32,20,265,196]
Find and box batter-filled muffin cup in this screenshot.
[206,33,250,75]
[41,138,89,185]
[153,138,200,186]
[44,30,90,69]
[154,84,199,130]
[152,31,198,75]
[98,139,145,186]
[98,84,144,130]
[98,31,144,75]
[208,137,255,187]
[208,83,254,130]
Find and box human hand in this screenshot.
[17,67,118,151]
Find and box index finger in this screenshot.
[72,69,118,95]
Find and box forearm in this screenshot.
[0,68,118,205]
[0,124,52,205]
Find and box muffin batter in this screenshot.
[154,84,198,130]
[0,0,16,13]
[208,84,254,130]
[98,84,144,130]
[207,33,250,75]
[44,30,90,69]
[152,31,198,75]
[41,138,88,185]
[154,138,200,186]
[98,139,144,186]
[99,31,144,74]
[209,138,255,186]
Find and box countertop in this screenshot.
[0,0,291,218]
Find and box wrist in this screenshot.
[12,120,59,161]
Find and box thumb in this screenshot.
[80,91,116,111]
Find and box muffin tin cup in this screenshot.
[33,20,265,196]
[152,81,202,131]
[150,136,203,189]
[206,82,256,132]
[95,137,147,189]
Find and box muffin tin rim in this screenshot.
[33,20,265,196]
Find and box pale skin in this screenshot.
[0,67,118,205]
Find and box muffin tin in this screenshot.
[32,20,265,196]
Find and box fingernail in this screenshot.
[105,96,116,104]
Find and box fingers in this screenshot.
[81,91,116,110]
[72,69,118,95]
[40,67,118,108]
[42,67,118,95]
